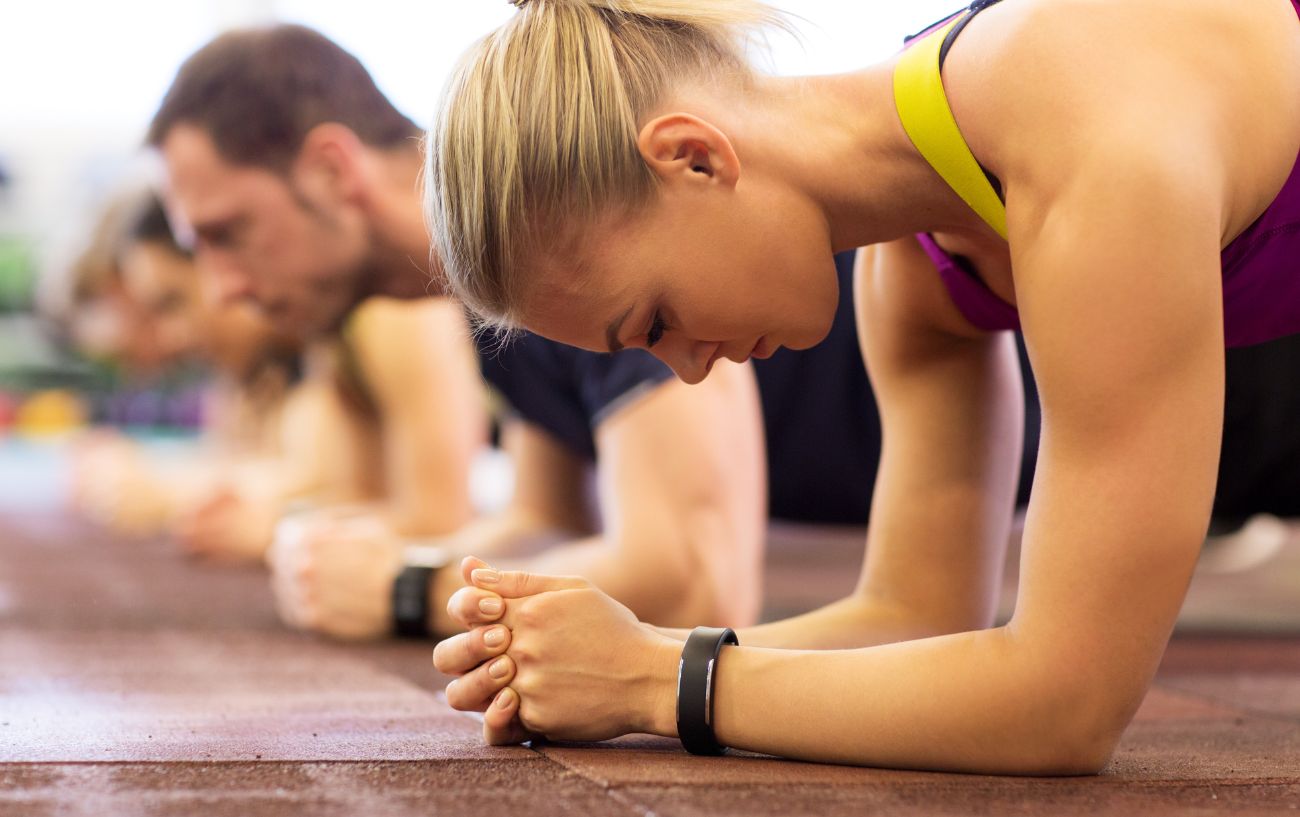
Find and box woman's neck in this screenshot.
[747,65,983,250]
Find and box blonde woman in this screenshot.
[428,0,1300,773]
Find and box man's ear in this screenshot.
[291,123,367,204]
[636,113,741,189]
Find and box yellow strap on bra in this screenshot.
[893,18,1009,240]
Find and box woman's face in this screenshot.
[118,241,204,366]
[118,240,282,375]
[522,173,841,384]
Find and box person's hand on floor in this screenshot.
[433,557,529,743]
[174,486,279,563]
[435,557,680,744]
[267,509,405,640]
[70,432,172,536]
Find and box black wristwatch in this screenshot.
[676,626,739,755]
[391,564,438,638]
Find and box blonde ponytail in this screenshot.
[426,0,786,331]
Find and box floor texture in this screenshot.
[2,512,1298,816]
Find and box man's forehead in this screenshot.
[160,126,264,217]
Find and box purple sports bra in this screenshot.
[917,0,1300,348]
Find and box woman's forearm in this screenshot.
[737,594,964,649]
[662,625,1113,774]
[655,595,961,649]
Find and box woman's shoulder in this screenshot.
[944,0,1300,208]
[947,0,1300,108]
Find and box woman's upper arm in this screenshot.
[854,239,1025,634]
[1006,141,1225,735]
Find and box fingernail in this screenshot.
[483,626,506,647]
[495,688,515,709]
[489,657,511,679]
[479,597,503,616]
[472,568,500,585]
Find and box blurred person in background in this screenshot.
[147,24,487,567]
[57,185,307,543]
[58,184,485,565]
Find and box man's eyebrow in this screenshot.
[194,213,245,233]
[605,306,633,354]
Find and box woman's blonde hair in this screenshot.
[426,0,785,331]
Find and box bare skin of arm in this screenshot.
[434,1,1300,770]
[436,360,766,636]
[174,294,486,563]
[178,348,385,562]
[346,296,486,537]
[441,421,599,557]
[276,360,763,642]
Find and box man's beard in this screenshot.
[314,258,380,337]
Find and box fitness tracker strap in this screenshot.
[676,626,739,755]
[391,565,437,638]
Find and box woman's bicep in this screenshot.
[1007,158,1225,734]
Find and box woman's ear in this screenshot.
[636,114,741,189]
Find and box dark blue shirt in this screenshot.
[477,333,673,462]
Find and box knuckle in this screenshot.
[510,667,536,697]
[504,572,530,595]
[515,601,539,628]
[443,638,475,674]
[506,639,531,665]
[518,705,550,736]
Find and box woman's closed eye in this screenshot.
[646,312,667,348]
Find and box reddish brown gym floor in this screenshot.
[2,512,1299,816]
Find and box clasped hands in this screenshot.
[433,557,682,745]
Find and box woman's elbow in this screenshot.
[1020,675,1140,775]
[1024,732,1118,776]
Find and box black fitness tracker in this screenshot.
[391,565,437,638]
[676,626,739,756]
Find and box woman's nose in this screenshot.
[650,335,719,385]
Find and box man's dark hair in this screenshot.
[147,24,421,170]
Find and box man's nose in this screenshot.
[202,256,256,305]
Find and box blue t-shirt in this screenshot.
[477,333,673,462]
[475,252,884,525]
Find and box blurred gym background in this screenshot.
[0,1,971,510]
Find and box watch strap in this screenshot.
[391,564,438,639]
[676,626,738,755]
